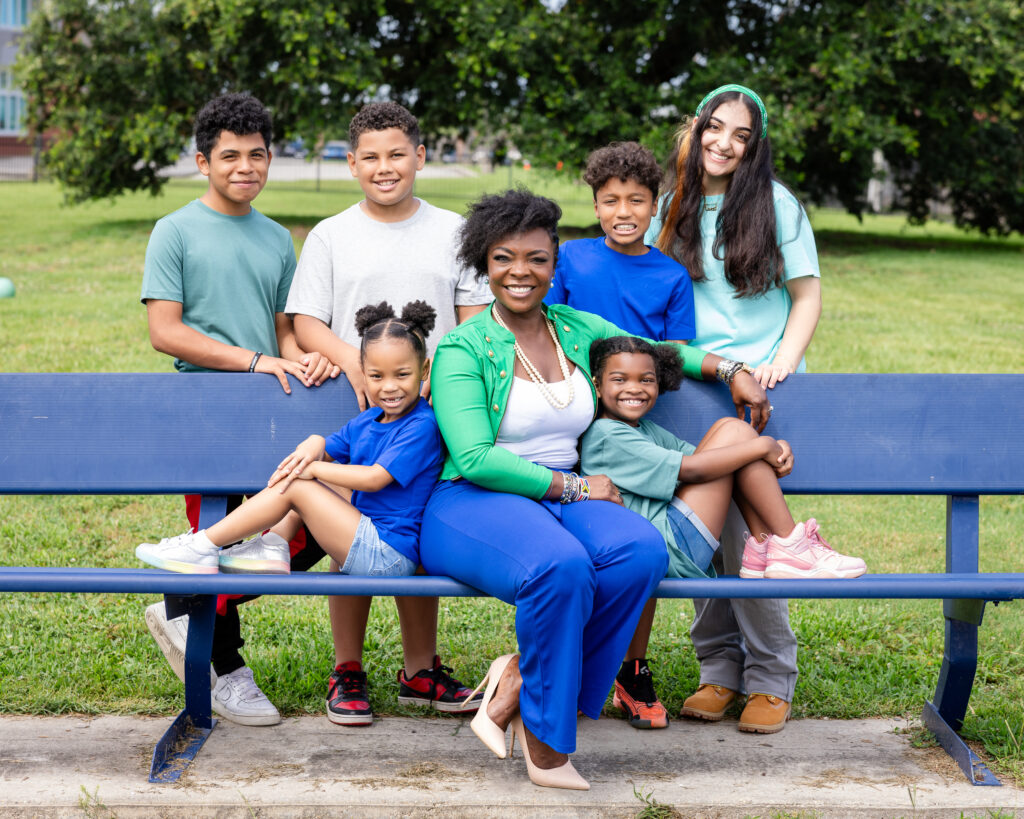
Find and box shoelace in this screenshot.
[426,662,464,695]
[331,670,368,699]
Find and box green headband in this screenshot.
[695,84,768,138]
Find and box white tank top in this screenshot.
[495,367,594,469]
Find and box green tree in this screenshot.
[16,0,1024,234]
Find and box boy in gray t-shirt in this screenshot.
[287,102,489,726]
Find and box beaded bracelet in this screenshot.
[715,359,753,385]
[559,472,592,504]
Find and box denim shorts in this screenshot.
[340,514,418,577]
[666,496,719,573]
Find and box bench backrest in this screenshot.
[2,373,1022,496]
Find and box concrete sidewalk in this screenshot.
[1,714,1020,818]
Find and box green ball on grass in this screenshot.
[0,277,15,299]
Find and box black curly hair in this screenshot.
[194,94,273,159]
[457,188,562,281]
[348,102,421,151]
[353,300,437,363]
[582,141,663,201]
[589,336,684,395]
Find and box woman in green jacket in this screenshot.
[419,189,769,790]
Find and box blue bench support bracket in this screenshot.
[920,495,999,786]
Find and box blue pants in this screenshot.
[420,480,668,753]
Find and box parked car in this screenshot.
[279,138,307,158]
[321,140,351,160]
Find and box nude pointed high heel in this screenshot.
[463,654,517,759]
[509,714,589,790]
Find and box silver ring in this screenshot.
[768,405,775,413]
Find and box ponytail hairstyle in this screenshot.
[353,300,437,364]
[589,336,684,395]
[656,89,795,298]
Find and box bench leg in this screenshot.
[920,495,999,786]
[148,594,218,783]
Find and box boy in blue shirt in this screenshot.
[545,141,695,343]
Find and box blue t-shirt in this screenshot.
[545,237,696,341]
[323,398,443,563]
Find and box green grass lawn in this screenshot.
[1,179,1022,781]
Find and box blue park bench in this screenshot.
[1,372,1022,785]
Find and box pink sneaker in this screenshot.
[763,521,867,579]
[739,533,769,578]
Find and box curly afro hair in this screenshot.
[457,188,562,280]
[582,141,662,201]
[589,336,684,395]
[353,299,437,363]
[348,102,421,150]
[194,94,273,159]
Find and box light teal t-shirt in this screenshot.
[141,199,296,372]
[581,418,711,579]
[645,180,818,368]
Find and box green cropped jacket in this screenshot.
[430,303,709,499]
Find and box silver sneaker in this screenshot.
[212,666,282,726]
[144,602,216,688]
[136,530,219,574]
[219,532,291,574]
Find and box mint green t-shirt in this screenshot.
[141,199,296,372]
[645,180,818,368]
[581,417,712,579]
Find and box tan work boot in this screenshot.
[737,693,791,733]
[680,684,736,720]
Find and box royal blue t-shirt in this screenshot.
[323,397,443,563]
[545,237,696,341]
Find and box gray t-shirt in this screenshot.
[285,199,491,355]
[141,199,295,372]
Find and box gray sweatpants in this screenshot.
[690,502,798,701]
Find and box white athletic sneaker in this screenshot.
[219,532,291,574]
[136,530,219,574]
[144,602,216,688]
[212,666,282,726]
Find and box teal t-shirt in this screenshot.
[141,199,296,372]
[581,418,712,579]
[645,180,818,368]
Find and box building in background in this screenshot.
[1,0,33,170]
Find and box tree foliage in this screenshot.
[16,0,1024,233]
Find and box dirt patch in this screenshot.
[348,760,481,791]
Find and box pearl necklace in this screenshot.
[491,304,575,410]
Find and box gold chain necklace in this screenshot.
[491,305,575,410]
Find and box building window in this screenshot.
[1,0,31,28]
[0,71,25,134]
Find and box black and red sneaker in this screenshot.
[396,655,482,714]
[326,661,374,726]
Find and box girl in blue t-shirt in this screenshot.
[580,337,865,728]
[137,300,443,579]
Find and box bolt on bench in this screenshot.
[1,373,1022,784]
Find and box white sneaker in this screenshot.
[144,603,216,688]
[136,530,219,574]
[212,666,282,726]
[219,532,291,574]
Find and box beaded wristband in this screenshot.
[559,472,591,504]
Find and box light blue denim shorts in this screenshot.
[666,496,720,573]
[340,514,418,577]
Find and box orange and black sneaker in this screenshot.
[613,658,669,729]
[396,655,482,714]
